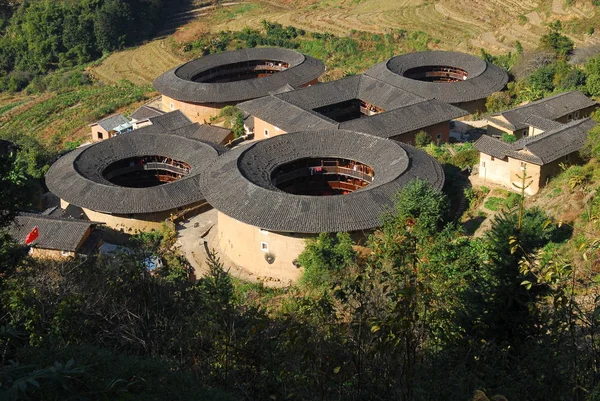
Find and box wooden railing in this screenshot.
[195,64,287,83]
[272,166,374,186]
[104,163,189,180]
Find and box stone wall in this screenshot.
[478,152,580,195]
[253,118,287,139]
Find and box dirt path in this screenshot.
[176,209,218,278]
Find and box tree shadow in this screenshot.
[442,163,472,221]
[462,215,486,235]
[550,222,574,243]
[155,0,215,38]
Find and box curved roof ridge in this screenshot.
[201,129,444,233]
[365,51,508,104]
[154,47,325,104]
[46,131,222,214]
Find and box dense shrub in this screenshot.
[415,130,431,147]
[0,0,180,92]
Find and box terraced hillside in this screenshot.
[211,0,600,52]
[90,0,600,85]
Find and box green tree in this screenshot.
[298,232,356,289]
[485,91,513,113]
[557,68,586,91]
[482,207,559,343]
[94,0,133,52]
[384,179,448,237]
[414,130,431,147]
[501,132,517,143]
[586,73,600,97]
[539,20,574,57]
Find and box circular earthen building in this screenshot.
[46,130,224,233]
[365,51,508,114]
[200,129,445,281]
[153,48,325,123]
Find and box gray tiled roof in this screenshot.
[238,95,338,132]
[153,48,325,104]
[131,105,164,122]
[475,118,597,165]
[7,213,99,252]
[238,74,466,137]
[132,122,231,152]
[46,130,224,215]
[147,110,192,131]
[341,99,468,138]
[92,114,130,131]
[277,74,424,111]
[365,51,508,104]
[193,124,232,144]
[488,91,598,131]
[521,115,564,132]
[200,130,445,233]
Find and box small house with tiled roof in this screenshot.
[7,213,103,259]
[486,91,598,139]
[89,114,132,142]
[130,105,165,129]
[475,118,596,195]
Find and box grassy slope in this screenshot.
[0,84,155,151]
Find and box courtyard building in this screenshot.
[46,123,226,233]
[238,74,468,145]
[200,129,445,281]
[364,51,509,114]
[153,48,325,123]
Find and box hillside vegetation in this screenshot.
[91,0,600,85]
[0,0,189,91]
[190,0,600,53]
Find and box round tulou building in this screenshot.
[153,47,325,123]
[200,129,445,282]
[46,130,224,233]
[365,51,508,114]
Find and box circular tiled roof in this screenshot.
[153,48,325,104]
[46,132,222,214]
[365,51,508,104]
[200,130,444,233]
